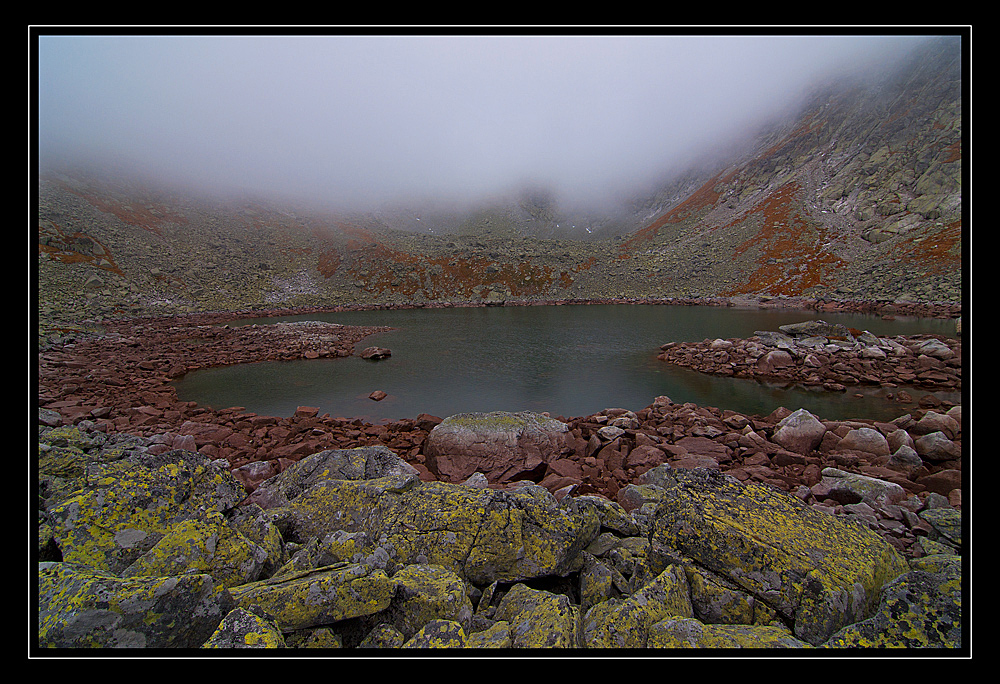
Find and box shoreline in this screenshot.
[36,298,963,555]
[38,294,962,337]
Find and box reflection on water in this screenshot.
[172,304,959,422]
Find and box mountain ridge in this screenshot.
[35,36,964,330]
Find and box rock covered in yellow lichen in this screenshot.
[492,583,580,648]
[271,477,599,586]
[246,444,417,510]
[38,561,234,648]
[582,564,693,648]
[369,564,474,641]
[649,467,909,646]
[202,605,286,648]
[647,618,811,648]
[120,511,270,589]
[821,554,962,648]
[46,450,246,575]
[228,563,395,632]
[402,619,468,648]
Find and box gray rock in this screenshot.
[772,408,827,454]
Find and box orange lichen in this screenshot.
[46,179,190,237]
[617,172,727,257]
[717,181,846,297]
[38,221,124,277]
[307,223,596,300]
[889,220,962,274]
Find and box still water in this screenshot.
[172,304,959,423]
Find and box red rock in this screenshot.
[915,468,962,496]
[675,436,732,463]
[369,390,388,401]
[178,420,234,446]
[624,444,666,469]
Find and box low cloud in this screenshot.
[36,32,935,212]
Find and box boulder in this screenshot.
[914,431,960,462]
[756,349,795,375]
[778,320,851,339]
[822,557,961,648]
[38,561,235,648]
[261,466,599,586]
[648,468,909,646]
[372,564,474,641]
[402,619,468,648]
[812,467,906,506]
[583,564,693,648]
[45,449,247,575]
[837,427,891,456]
[423,411,572,485]
[772,408,827,454]
[246,444,417,510]
[492,583,580,648]
[202,606,287,649]
[360,347,391,360]
[228,563,395,632]
[648,618,811,648]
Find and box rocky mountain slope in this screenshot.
[36,37,963,333]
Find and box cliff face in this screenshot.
[36,37,963,328]
[611,36,963,302]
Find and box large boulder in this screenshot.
[228,563,395,633]
[245,444,417,510]
[648,468,909,646]
[647,618,811,648]
[822,555,962,648]
[423,411,573,485]
[45,449,247,575]
[812,467,907,507]
[582,564,693,648]
[272,477,599,586]
[38,561,234,648]
[492,583,580,648]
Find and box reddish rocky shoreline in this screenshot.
[36,299,963,561]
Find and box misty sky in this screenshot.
[35,31,935,210]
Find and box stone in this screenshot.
[815,467,906,506]
[648,468,909,646]
[45,450,247,575]
[402,619,467,648]
[648,618,811,648]
[360,347,392,360]
[38,561,235,648]
[837,427,891,456]
[772,408,827,454]
[915,469,962,497]
[914,431,960,462]
[822,560,961,648]
[370,564,474,641]
[912,411,960,439]
[886,445,923,478]
[757,349,795,375]
[228,563,395,632]
[583,564,693,648]
[493,583,579,648]
[202,606,287,649]
[423,411,571,485]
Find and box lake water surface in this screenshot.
[172,304,959,423]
